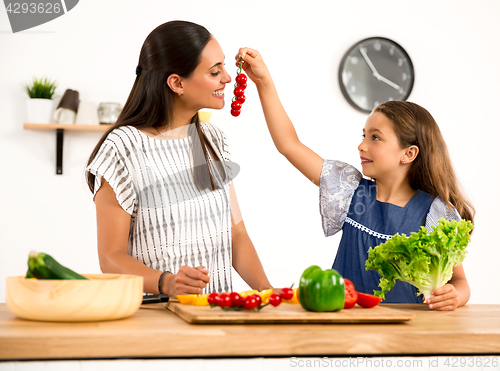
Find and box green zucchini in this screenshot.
[27,251,87,280]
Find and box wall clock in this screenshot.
[338,37,414,113]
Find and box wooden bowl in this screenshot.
[5,274,143,322]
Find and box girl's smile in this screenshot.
[360,156,372,165]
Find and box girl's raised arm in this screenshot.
[238,48,324,186]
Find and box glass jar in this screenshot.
[98,102,122,125]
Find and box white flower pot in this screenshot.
[26,98,54,124]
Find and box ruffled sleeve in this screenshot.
[85,141,137,215]
[319,160,363,237]
[425,196,461,232]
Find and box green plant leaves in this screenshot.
[24,77,57,99]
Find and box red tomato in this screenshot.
[252,294,262,306]
[280,288,294,300]
[207,292,220,305]
[243,296,258,310]
[229,292,243,307]
[233,86,245,97]
[237,95,246,104]
[269,293,282,307]
[238,83,247,90]
[343,279,358,309]
[217,293,232,307]
[230,109,241,117]
[231,101,242,110]
[235,74,247,85]
[356,292,382,308]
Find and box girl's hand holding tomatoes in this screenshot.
[235,48,272,87]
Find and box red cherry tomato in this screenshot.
[243,296,258,310]
[217,293,232,307]
[343,279,358,309]
[237,95,246,104]
[235,74,247,85]
[356,292,382,308]
[269,293,282,307]
[230,109,241,117]
[231,100,242,110]
[233,86,245,97]
[207,292,220,305]
[252,294,262,307]
[280,288,294,300]
[229,292,243,307]
[238,83,247,90]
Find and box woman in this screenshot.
[85,21,271,296]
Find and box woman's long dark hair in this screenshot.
[86,20,224,193]
[374,101,475,224]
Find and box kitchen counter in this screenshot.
[1,303,499,360]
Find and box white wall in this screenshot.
[1,0,499,304]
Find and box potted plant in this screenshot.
[24,77,57,124]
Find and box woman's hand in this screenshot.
[425,284,460,311]
[235,47,271,86]
[164,265,210,296]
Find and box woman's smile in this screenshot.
[212,88,225,99]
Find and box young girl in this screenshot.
[236,47,474,311]
[84,22,272,297]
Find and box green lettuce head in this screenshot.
[365,218,473,300]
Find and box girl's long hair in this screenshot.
[86,20,224,194]
[374,101,475,224]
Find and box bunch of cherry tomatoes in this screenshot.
[208,287,295,311]
[230,57,247,117]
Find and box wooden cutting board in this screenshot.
[166,302,414,324]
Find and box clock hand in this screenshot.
[359,47,380,77]
[360,47,401,90]
[377,75,401,90]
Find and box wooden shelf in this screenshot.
[23,123,112,175]
[23,114,211,175]
[23,123,111,132]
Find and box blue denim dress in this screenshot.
[319,160,461,303]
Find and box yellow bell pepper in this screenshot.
[192,294,209,306]
[177,294,210,306]
[176,294,195,304]
[258,288,273,304]
[283,288,300,304]
[239,289,258,298]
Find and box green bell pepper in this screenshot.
[298,265,345,312]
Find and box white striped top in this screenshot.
[86,122,233,293]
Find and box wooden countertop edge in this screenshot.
[1,304,500,360]
[2,333,500,360]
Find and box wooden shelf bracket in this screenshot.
[23,123,110,175]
